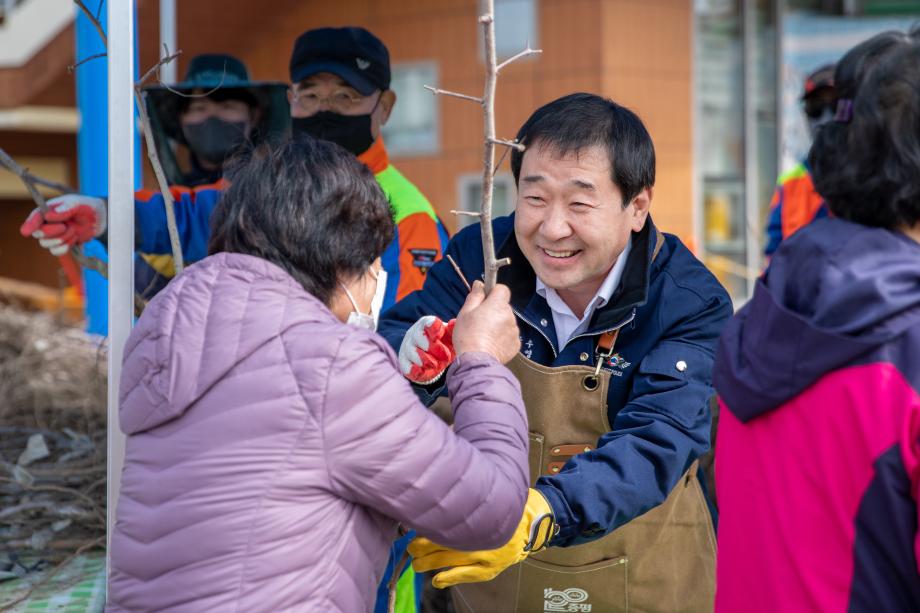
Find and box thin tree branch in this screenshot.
[73,0,186,279]
[450,210,482,217]
[137,49,182,88]
[73,0,107,47]
[159,78,225,100]
[153,48,225,98]
[27,175,76,195]
[496,46,542,73]
[71,250,108,279]
[68,52,107,74]
[423,85,483,104]
[0,148,76,196]
[133,85,184,273]
[488,137,526,152]
[1,147,108,279]
[479,1,506,292]
[493,140,512,177]
[21,483,106,525]
[446,255,472,292]
[137,46,197,275]
[386,551,410,613]
[0,148,50,215]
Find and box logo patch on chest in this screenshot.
[604,353,631,377]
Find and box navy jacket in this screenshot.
[379,215,732,547]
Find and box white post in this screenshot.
[106,0,134,568]
[159,0,177,83]
[742,0,759,298]
[690,7,703,262]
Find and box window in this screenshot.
[456,173,516,229]
[480,0,539,60]
[381,62,439,157]
[695,0,777,303]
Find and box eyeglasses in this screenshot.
[290,90,369,114]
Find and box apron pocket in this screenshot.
[516,555,629,613]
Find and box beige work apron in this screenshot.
[451,353,716,613]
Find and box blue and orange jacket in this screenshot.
[764,161,829,257]
[714,217,920,612]
[134,137,449,309]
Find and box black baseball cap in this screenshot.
[289,27,390,95]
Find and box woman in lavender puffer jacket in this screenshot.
[106,136,530,612]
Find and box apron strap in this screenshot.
[584,329,621,391]
[596,328,619,356]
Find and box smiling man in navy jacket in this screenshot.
[379,93,732,612]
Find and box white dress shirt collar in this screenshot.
[535,236,632,348]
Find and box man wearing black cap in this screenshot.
[764,64,836,257]
[19,53,289,298]
[286,27,449,613]
[289,27,449,313]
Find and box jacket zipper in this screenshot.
[512,307,559,359]
[567,308,637,349]
[514,307,637,360]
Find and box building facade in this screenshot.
[1,0,919,305]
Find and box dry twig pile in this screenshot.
[0,306,106,579]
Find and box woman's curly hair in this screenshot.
[209,134,394,305]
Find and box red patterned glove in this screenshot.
[398,316,456,385]
[20,194,106,256]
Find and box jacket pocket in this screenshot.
[516,555,628,612]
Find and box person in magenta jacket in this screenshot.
[714,29,920,613]
[106,135,529,612]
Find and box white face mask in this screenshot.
[341,268,387,331]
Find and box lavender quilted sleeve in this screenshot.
[320,330,529,551]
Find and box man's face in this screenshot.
[288,72,394,138]
[514,143,650,313]
[179,96,254,135]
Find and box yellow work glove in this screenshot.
[409,488,556,588]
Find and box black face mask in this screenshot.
[182,117,249,166]
[292,111,374,156]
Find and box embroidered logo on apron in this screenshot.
[543,587,592,611]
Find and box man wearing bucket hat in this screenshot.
[764,64,836,257]
[144,53,289,187]
[19,53,289,297]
